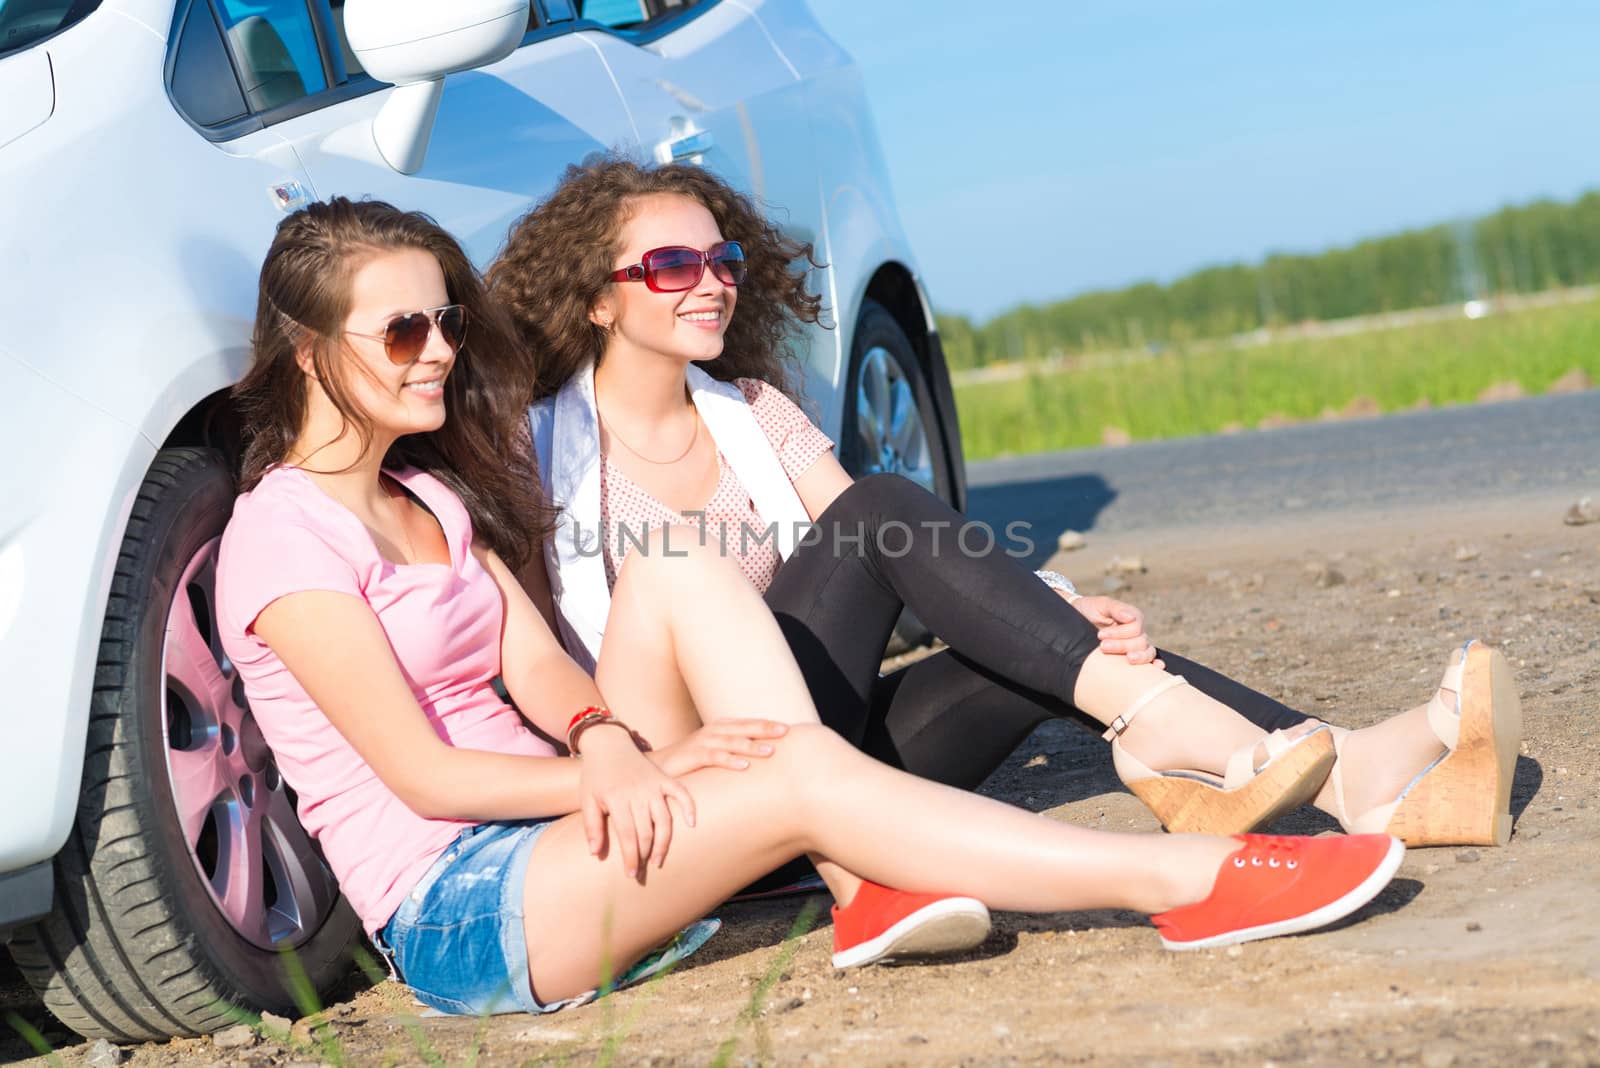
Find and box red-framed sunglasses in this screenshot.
[345,303,469,366]
[609,241,747,292]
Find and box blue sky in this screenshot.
[805,1,1600,321]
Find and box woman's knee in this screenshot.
[827,473,928,521]
[620,523,739,589]
[760,722,852,806]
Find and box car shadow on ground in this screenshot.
[966,474,1117,570]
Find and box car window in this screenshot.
[0,0,105,58]
[169,0,251,127]
[325,0,362,76]
[579,0,704,31]
[212,0,327,111]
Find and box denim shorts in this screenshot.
[378,820,720,1017]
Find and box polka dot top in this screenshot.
[598,378,834,593]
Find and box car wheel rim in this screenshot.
[853,344,936,492]
[160,538,341,950]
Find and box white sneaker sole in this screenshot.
[1161,837,1406,951]
[830,897,992,969]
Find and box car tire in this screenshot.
[7,447,359,1042]
[839,300,954,653]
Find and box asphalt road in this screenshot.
[966,391,1600,566]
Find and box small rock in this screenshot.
[1342,394,1381,419]
[1564,497,1599,526]
[1421,1041,1459,1068]
[1453,544,1481,562]
[992,1024,1011,1038]
[769,996,805,1015]
[1546,367,1594,394]
[1421,863,1441,876]
[1477,380,1525,403]
[259,1012,292,1040]
[1523,828,1541,839]
[906,1034,929,1044]
[1307,563,1346,588]
[1205,568,1233,586]
[1455,849,1481,864]
[1386,588,1402,598]
[1466,922,1483,932]
[286,1061,324,1068]
[512,1026,584,1043]
[86,1039,124,1068]
[1101,575,1129,594]
[212,1024,257,1050]
[1056,529,1088,552]
[1225,945,1244,958]
[1106,554,1146,575]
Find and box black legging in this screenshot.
[763,474,1310,791]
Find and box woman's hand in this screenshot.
[1067,594,1163,667]
[577,725,696,879]
[648,719,790,778]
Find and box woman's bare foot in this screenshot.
[1312,683,1453,821]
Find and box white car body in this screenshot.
[0,0,964,941]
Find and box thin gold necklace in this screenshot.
[601,408,701,465]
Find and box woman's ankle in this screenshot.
[1147,834,1239,913]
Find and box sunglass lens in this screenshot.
[646,247,705,291]
[710,242,747,286]
[384,311,432,365]
[439,305,468,352]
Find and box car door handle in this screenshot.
[658,128,713,163]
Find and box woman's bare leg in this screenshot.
[521,724,1236,1003]
[592,527,863,902]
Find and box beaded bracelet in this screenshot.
[1034,569,1082,604]
[567,706,623,755]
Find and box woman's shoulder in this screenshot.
[734,376,806,422]
[222,467,364,564]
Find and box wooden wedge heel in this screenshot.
[1330,641,1523,847]
[1105,676,1339,835]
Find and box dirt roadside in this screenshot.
[6,490,1598,1067]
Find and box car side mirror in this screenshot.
[342,0,529,175]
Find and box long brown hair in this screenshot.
[233,196,552,567]
[487,156,825,402]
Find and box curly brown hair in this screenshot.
[487,156,826,402]
[233,196,553,568]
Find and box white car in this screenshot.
[0,0,965,1041]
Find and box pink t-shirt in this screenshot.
[599,378,834,592]
[216,465,555,934]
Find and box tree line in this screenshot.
[937,189,1600,370]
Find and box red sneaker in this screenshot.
[1153,833,1404,951]
[830,880,991,968]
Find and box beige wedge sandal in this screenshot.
[1105,676,1338,835]
[1329,640,1522,847]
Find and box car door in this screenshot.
[258,3,640,266]
[575,1,842,416]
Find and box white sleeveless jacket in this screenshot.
[528,363,812,673]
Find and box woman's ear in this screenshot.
[589,297,616,332]
[294,341,319,380]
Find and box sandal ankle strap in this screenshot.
[1102,675,1188,742]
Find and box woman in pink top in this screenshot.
[217,197,1404,1017]
[488,159,1520,916]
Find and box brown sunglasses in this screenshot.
[345,304,469,365]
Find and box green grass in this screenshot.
[953,298,1600,459]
